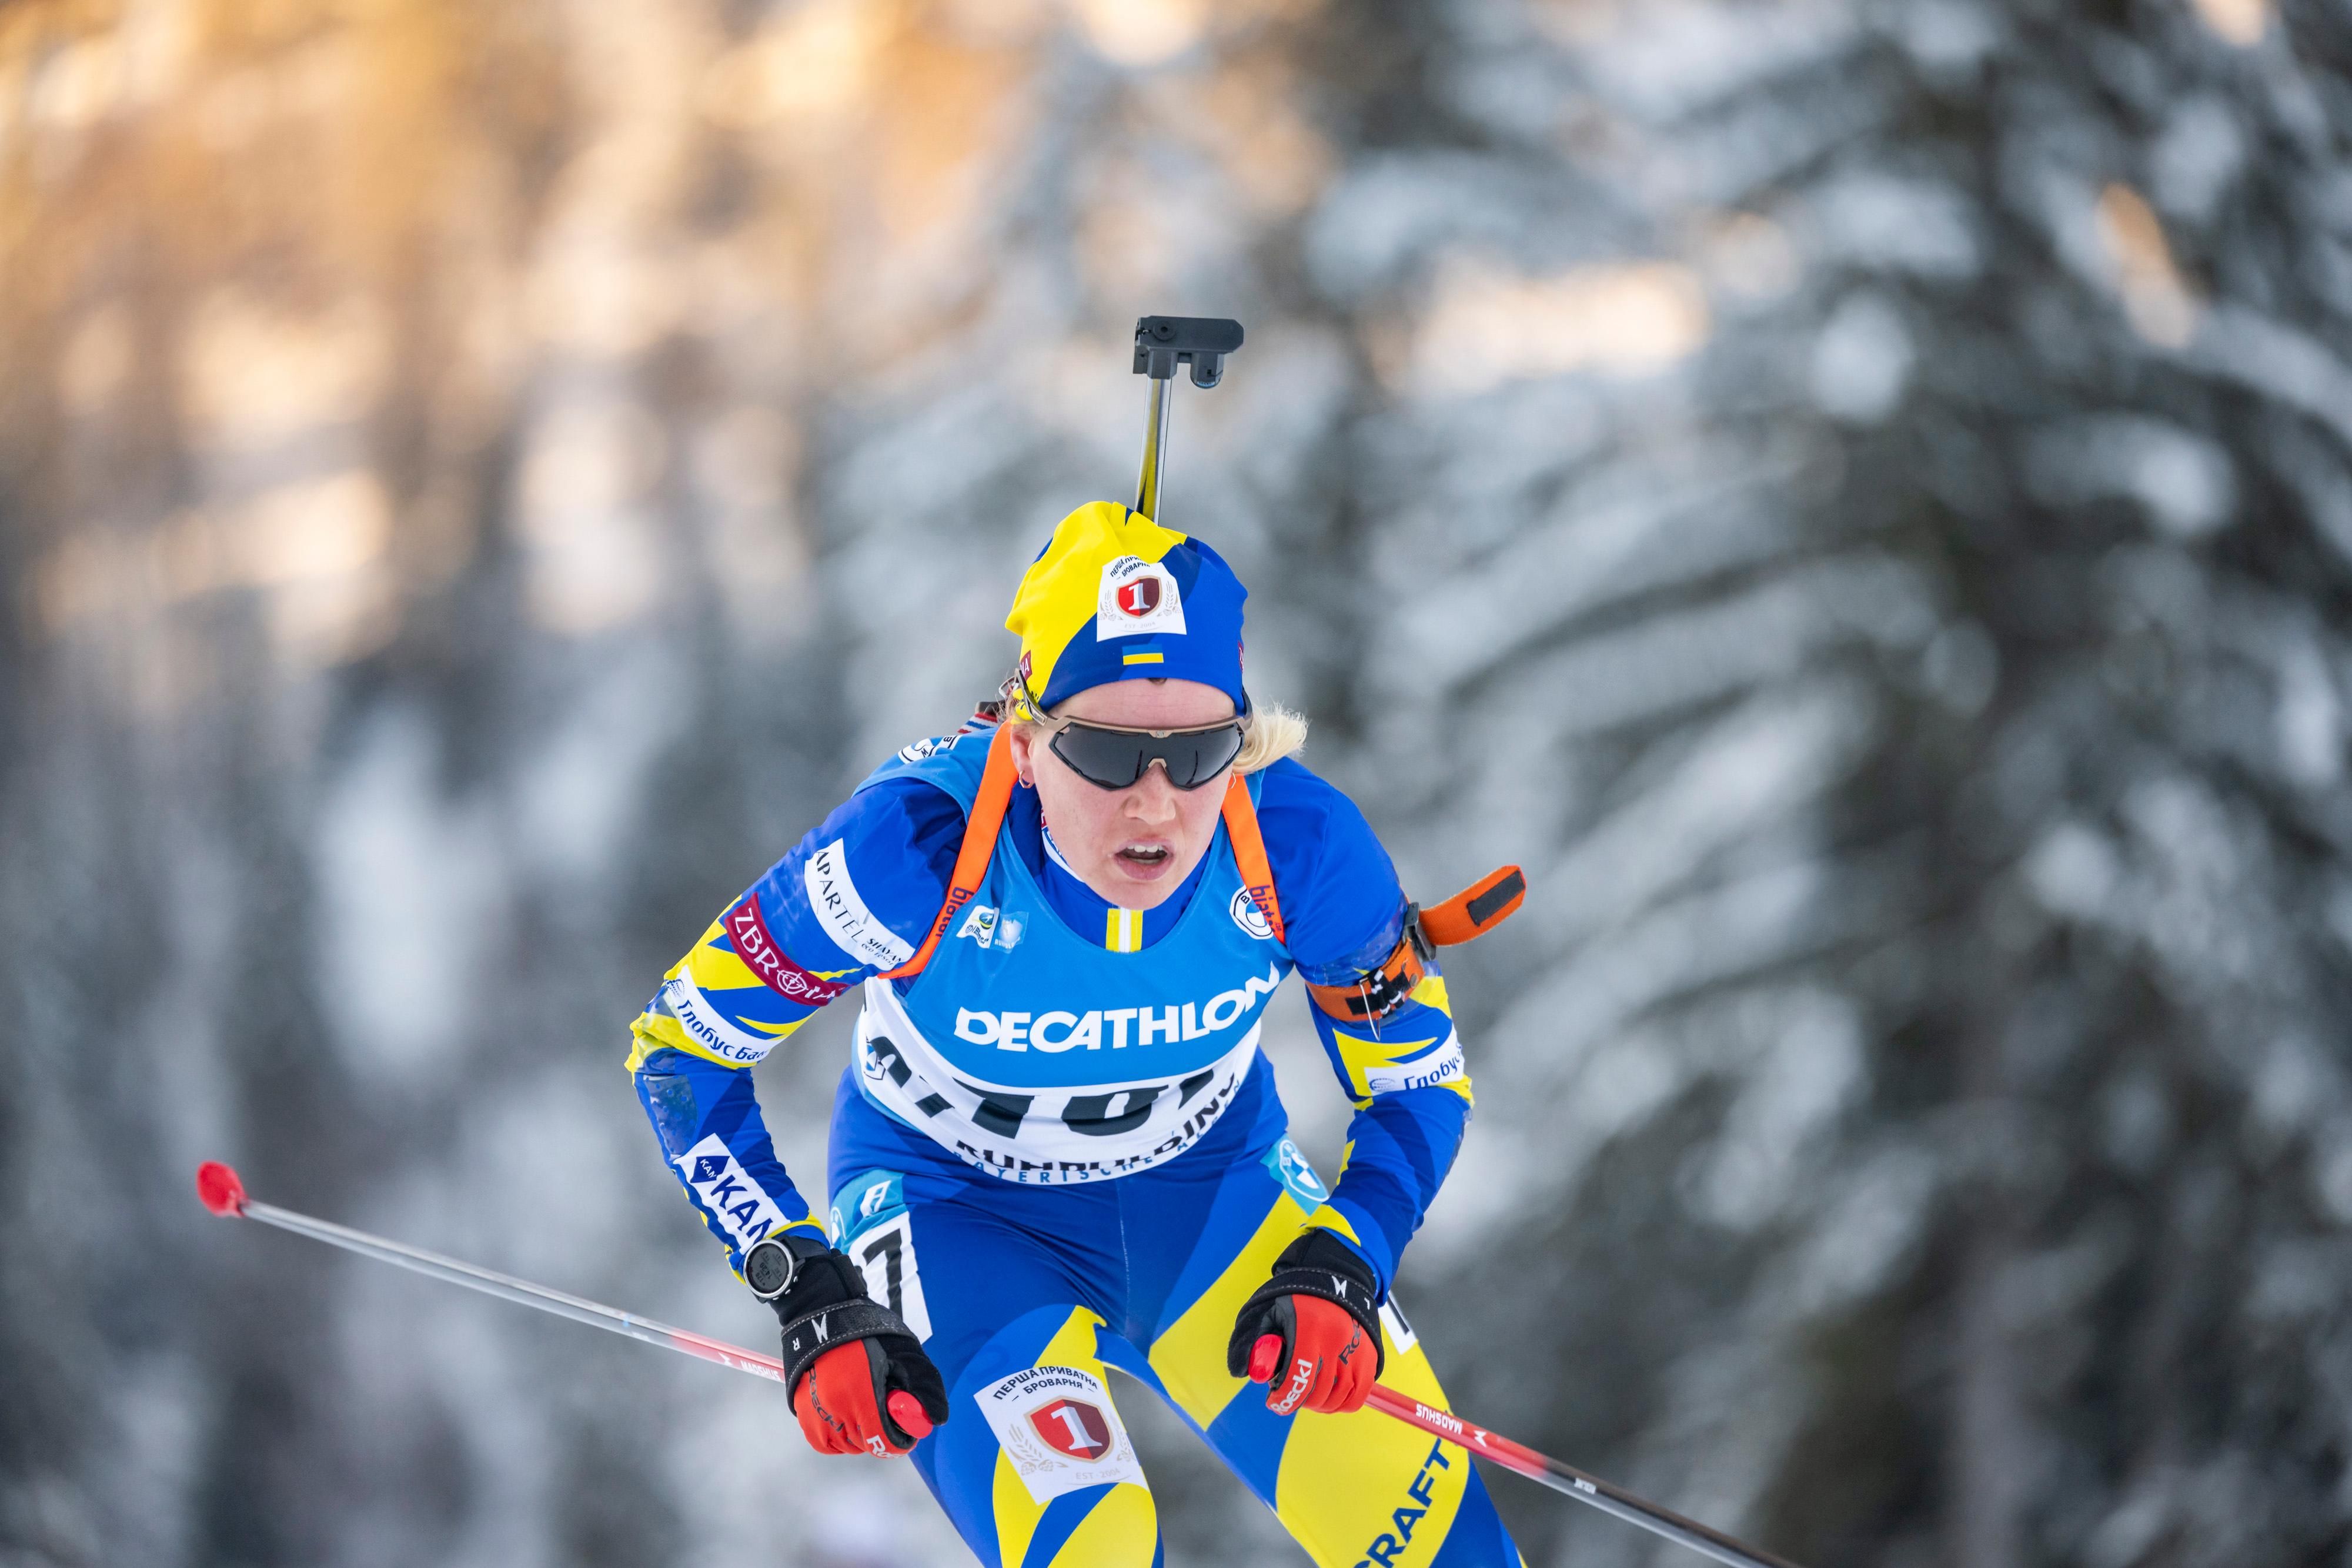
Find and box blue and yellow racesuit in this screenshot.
[628,516,1522,1567]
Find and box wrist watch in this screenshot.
[743,1229,834,1302]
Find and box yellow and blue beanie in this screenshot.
[1004,500,1248,712]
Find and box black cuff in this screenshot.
[777,1299,917,1399]
[764,1247,921,1406]
[763,1243,863,1316]
[1237,1231,1384,1366]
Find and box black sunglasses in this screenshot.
[1045,710,1248,791]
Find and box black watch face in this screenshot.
[745,1241,794,1299]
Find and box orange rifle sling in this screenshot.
[1418,864,1526,947]
[880,725,1020,981]
[1305,864,1525,1025]
[1221,771,1287,947]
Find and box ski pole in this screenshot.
[192,1161,931,1437]
[199,1161,1795,1564]
[1247,1338,1808,1568]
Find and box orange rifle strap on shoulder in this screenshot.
[880,725,1020,981]
[1221,771,1287,947]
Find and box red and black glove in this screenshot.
[1226,1231,1385,1416]
[752,1234,950,1457]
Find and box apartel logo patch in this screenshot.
[804,840,916,969]
[725,895,851,1005]
[674,1135,789,1252]
[975,1365,1145,1503]
[1095,556,1186,639]
[953,964,1281,1052]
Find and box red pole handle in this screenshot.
[196,1161,248,1216]
[887,1391,933,1440]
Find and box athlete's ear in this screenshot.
[1007,723,1040,787]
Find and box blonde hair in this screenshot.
[1002,691,1309,776]
[1232,703,1308,775]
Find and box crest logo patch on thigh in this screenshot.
[974,1365,1147,1502]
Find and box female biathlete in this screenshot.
[627,500,1527,1566]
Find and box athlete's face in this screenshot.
[1010,677,1236,911]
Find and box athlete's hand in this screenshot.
[1227,1231,1385,1416]
[767,1245,950,1456]
[794,1337,944,1456]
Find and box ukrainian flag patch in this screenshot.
[1105,907,1144,953]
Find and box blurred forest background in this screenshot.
[5,0,2350,1564]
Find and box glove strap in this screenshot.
[777,1299,915,1405]
[1238,1234,1385,1376]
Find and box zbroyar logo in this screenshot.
[975,1365,1145,1503]
[1096,556,1186,638]
[1228,885,1275,941]
[1362,1034,1468,1096]
[897,735,946,763]
[674,1135,789,1252]
[726,895,851,1005]
[954,964,1281,1052]
[803,840,915,969]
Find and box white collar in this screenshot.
[1040,820,1079,878]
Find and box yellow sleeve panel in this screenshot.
[1329,1027,1474,1108]
[1300,1205,1366,1248]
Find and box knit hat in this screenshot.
[1003,501,1248,713]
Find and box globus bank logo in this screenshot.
[953,964,1280,1051]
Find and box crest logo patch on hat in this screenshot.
[1096,556,1186,640]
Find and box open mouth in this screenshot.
[1115,844,1172,871]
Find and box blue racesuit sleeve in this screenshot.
[1256,758,1474,1299]
[626,772,963,1273]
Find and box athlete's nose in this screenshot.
[1125,764,1181,823]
